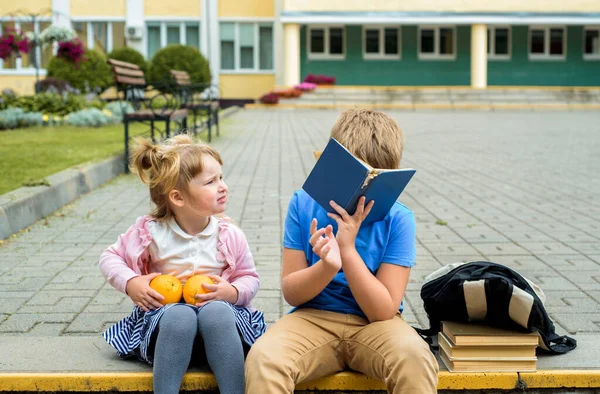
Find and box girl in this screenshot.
[99,135,265,394]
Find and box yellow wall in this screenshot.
[71,0,126,16]
[0,75,38,96]
[145,0,201,17]
[283,0,600,12]
[1,0,52,14]
[219,0,274,17]
[219,74,275,99]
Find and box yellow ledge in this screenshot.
[275,85,600,91]
[1,371,599,392]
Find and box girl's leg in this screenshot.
[245,309,346,394]
[153,305,197,394]
[345,314,439,394]
[196,302,245,394]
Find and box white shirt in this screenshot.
[147,216,226,283]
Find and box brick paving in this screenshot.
[1,109,599,338]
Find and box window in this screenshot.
[363,26,400,59]
[308,26,345,60]
[487,26,511,60]
[73,21,126,56]
[219,22,274,72]
[418,26,456,60]
[584,26,600,59]
[0,19,53,72]
[528,26,566,60]
[146,22,201,59]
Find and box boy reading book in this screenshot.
[245,109,438,393]
[303,137,415,225]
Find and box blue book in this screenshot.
[302,138,416,226]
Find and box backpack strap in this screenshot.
[412,325,440,353]
[541,332,577,354]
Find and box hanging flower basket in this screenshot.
[0,27,30,60]
[56,39,86,67]
[36,25,77,46]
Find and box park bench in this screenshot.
[107,58,189,172]
[169,69,220,142]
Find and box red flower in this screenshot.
[57,39,86,67]
[0,28,30,60]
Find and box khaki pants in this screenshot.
[245,308,438,394]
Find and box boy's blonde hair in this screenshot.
[130,134,223,221]
[330,108,404,169]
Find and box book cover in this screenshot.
[302,138,416,225]
[438,332,537,359]
[442,321,540,347]
[440,348,537,373]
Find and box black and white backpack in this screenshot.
[415,261,576,354]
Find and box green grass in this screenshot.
[0,123,150,195]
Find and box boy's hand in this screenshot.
[126,273,165,312]
[309,219,342,272]
[193,275,239,306]
[327,197,374,249]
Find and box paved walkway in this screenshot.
[1,109,600,373]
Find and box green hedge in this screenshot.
[148,45,211,92]
[108,47,148,74]
[47,49,113,93]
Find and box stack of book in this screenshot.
[439,321,539,372]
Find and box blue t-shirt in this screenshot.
[282,190,416,318]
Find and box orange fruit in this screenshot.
[150,274,183,305]
[183,274,216,305]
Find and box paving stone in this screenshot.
[0,313,76,333]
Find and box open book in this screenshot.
[302,138,416,226]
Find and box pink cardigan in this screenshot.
[99,215,260,307]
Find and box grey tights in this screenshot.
[152,302,245,394]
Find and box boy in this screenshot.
[245,109,438,394]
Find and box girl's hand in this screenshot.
[309,219,342,272]
[193,275,239,306]
[126,273,165,312]
[327,197,374,250]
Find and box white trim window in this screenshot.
[307,26,345,60]
[418,26,456,60]
[583,26,600,60]
[72,21,126,56]
[528,26,566,60]
[219,22,273,72]
[0,19,52,74]
[146,21,201,60]
[487,26,511,60]
[363,26,400,59]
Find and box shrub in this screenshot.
[0,90,18,110]
[303,74,336,85]
[148,45,211,92]
[104,101,134,121]
[259,93,279,104]
[66,108,112,127]
[0,108,43,129]
[47,49,113,93]
[12,93,87,116]
[272,89,302,98]
[36,77,79,95]
[108,47,148,74]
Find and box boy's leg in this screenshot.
[245,309,346,394]
[153,305,198,394]
[345,314,439,394]
[196,302,245,394]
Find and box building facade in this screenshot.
[1,0,599,100]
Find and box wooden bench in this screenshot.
[170,70,220,142]
[107,59,189,172]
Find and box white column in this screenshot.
[205,0,220,86]
[283,23,300,87]
[200,0,208,57]
[274,0,284,86]
[470,24,487,89]
[126,0,145,55]
[52,0,70,27]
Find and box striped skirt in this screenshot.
[102,301,266,365]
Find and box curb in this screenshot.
[245,102,600,111]
[1,370,599,392]
[0,106,241,241]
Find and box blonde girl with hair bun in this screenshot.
[99,134,265,394]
